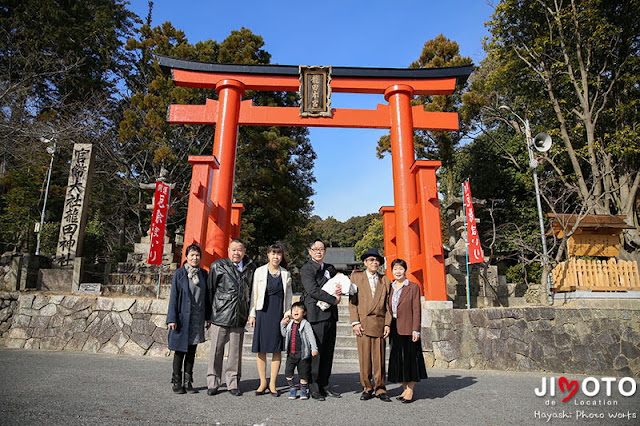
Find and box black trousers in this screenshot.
[309,320,336,394]
[173,344,197,376]
[285,353,312,381]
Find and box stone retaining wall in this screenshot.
[1,292,638,377]
[0,292,169,357]
[0,254,20,291]
[0,292,19,339]
[421,306,640,377]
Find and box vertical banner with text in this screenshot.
[463,180,484,264]
[147,182,171,265]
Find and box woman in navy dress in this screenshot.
[248,243,292,396]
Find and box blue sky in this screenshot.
[127,0,495,221]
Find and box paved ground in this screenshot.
[0,349,638,425]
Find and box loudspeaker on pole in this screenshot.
[532,132,552,152]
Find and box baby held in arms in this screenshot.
[317,273,357,311]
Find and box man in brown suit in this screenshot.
[349,248,392,402]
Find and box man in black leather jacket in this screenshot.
[206,239,256,396]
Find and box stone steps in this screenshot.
[198,299,387,363]
[241,299,361,362]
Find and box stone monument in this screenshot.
[39,143,94,292]
[106,169,182,298]
[444,197,503,308]
[56,144,94,267]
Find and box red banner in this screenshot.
[147,181,171,265]
[463,180,484,264]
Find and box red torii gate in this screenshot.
[158,56,472,301]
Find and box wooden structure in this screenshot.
[548,214,640,292]
[548,214,634,258]
[552,258,640,292]
[158,56,472,300]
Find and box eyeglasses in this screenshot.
[310,247,325,252]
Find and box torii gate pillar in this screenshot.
[385,85,420,272]
[380,160,446,300]
[208,80,245,260]
[381,84,446,300]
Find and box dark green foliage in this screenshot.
[0,0,138,255]
[506,263,541,289]
[309,214,381,250]
[120,23,316,265]
[38,222,61,258]
[376,34,475,200]
[452,131,540,259]
[354,217,384,260]
[0,0,138,108]
[484,0,640,257]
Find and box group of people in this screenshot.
[166,238,427,403]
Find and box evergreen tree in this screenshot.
[376,34,474,201]
[354,217,384,260]
[0,0,138,252]
[119,23,316,262]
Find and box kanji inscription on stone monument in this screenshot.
[56,143,94,267]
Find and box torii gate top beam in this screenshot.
[157,56,473,130]
[157,55,473,96]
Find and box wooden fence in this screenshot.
[552,258,640,292]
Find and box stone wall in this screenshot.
[104,273,171,299]
[0,254,20,291]
[0,254,53,291]
[0,293,169,357]
[0,292,19,339]
[1,292,638,378]
[422,306,640,377]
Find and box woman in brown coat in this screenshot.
[387,258,427,403]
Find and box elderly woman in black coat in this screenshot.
[166,244,210,394]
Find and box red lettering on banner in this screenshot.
[463,181,484,264]
[147,182,171,265]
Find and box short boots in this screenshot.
[171,373,186,394]
[184,372,198,394]
[288,387,297,399]
[299,381,309,400]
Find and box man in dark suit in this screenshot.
[301,238,342,401]
[349,248,392,402]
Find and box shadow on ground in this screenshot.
[228,371,481,402]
